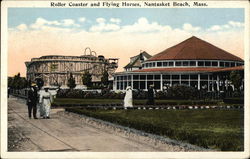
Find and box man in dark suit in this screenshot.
[27,84,38,119]
[147,85,155,105]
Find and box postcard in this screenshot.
[1,0,249,159]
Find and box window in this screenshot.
[172,75,179,80]
[205,61,211,66]
[190,61,196,66]
[146,63,149,67]
[163,75,170,80]
[133,75,139,80]
[154,81,161,89]
[181,75,189,80]
[183,61,189,66]
[140,81,146,89]
[147,75,153,80]
[152,62,156,67]
[200,75,208,80]
[163,62,168,66]
[231,62,235,67]
[157,62,162,67]
[169,62,174,66]
[225,62,230,67]
[149,63,152,67]
[155,75,160,80]
[176,61,182,66]
[220,62,224,67]
[198,61,204,66]
[212,61,218,67]
[140,75,146,80]
[190,75,198,79]
[133,81,139,89]
[142,64,145,67]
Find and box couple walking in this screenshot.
[27,84,52,119]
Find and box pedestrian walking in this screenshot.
[39,87,52,119]
[27,83,38,119]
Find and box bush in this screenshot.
[223,98,244,104]
[166,85,198,100]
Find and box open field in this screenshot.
[66,108,244,151]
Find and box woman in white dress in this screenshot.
[124,86,133,108]
[39,87,52,119]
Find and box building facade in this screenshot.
[124,51,152,71]
[113,36,244,92]
[25,47,118,87]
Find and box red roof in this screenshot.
[148,36,243,62]
[132,66,244,73]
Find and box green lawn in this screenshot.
[53,98,221,106]
[66,108,244,151]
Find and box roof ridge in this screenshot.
[173,36,194,59]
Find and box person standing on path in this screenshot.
[147,85,155,105]
[124,86,133,108]
[39,87,52,119]
[27,84,38,119]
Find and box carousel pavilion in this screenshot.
[113,36,244,92]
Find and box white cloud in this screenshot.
[183,23,201,32]
[110,18,121,24]
[61,19,80,27]
[208,21,244,31]
[90,23,120,32]
[29,17,80,30]
[78,17,86,23]
[17,24,28,31]
[209,25,222,31]
[121,17,172,33]
[96,18,106,24]
[228,21,244,27]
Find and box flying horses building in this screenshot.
[25,47,119,87]
[113,36,244,92]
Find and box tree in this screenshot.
[8,77,14,88]
[10,73,28,89]
[82,71,92,88]
[67,73,76,90]
[229,71,243,91]
[101,69,109,87]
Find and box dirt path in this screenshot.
[8,96,208,152]
[8,96,169,152]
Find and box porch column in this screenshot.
[217,75,220,91]
[160,74,163,91]
[212,76,215,91]
[198,74,200,90]
[145,75,148,90]
[208,75,210,92]
[225,79,228,91]
[131,75,134,90]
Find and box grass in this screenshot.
[65,108,244,151]
[53,98,222,106]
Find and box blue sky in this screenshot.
[8,8,245,76]
[8,8,244,30]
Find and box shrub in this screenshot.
[223,98,244,104]
[166,85,198,100]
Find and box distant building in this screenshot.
[113,36,244,91]
[124,51,152,71]
[25,47,119,87]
